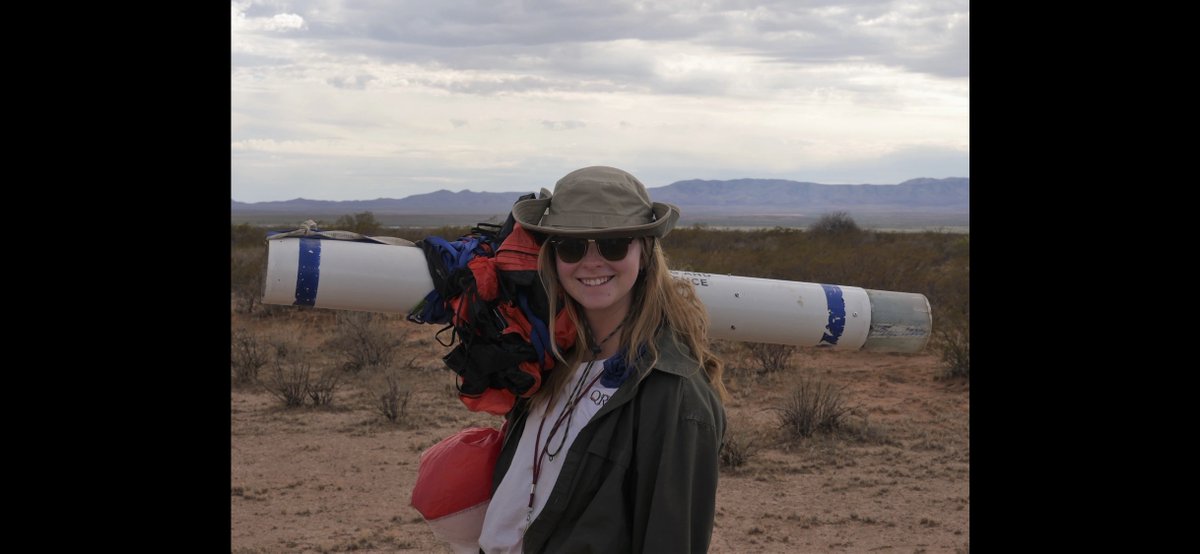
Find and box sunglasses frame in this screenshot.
[549,237,636,263]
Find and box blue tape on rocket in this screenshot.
[819,284,845,346]
[294,237,321,306]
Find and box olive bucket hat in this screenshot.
[512,166,680,239]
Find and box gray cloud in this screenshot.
[232,1,967,202]
[540,120,587,130]
[264,0,968,81]
[326,74,377,90]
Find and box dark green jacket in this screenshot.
[491,330,727,553]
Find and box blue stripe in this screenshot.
[819,284,845,346]
[294,238,321,306]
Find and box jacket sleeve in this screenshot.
[630,372,726,553]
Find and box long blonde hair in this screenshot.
[535,236,729,405]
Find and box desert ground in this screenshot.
[231,307,969,553]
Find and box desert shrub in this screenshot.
[808,211,861,236]
[270,337,300,361]
[231,329,270,384]
[306,370,340,406]
[326,312,400,372]
[719,420,760,470]
[230,224,270,314]
[377,373,412,423]
[708,340,751,383]
[746,342,795,374]
[934,320,970,379]
[778,378,854,439]
[231,246,267,314]
[838,413,897,446]
[929,258,969,378]
[333,211,383,235]
[388,225,475,244]
[263,361,311,407]
[231,222,269,249]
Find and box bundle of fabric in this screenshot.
[408,194,576,415]
[410,426,503,553]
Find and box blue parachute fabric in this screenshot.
[407,235,484,325]
[516,293,551,369]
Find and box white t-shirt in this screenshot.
[478,360,621,554]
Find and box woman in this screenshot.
[478,166,728,553]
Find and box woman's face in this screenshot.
[555,237,643,322]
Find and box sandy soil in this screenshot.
[232,310,969,553]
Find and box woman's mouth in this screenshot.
[579,276,614,287]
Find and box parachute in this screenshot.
[407,193,577,415]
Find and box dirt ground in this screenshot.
[231,309,969,553]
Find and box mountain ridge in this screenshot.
[232,177,969,215]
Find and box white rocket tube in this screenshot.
[263,237,435,315]
[263,237,931,353]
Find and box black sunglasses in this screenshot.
[549,237,635,263]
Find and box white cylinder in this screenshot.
[264,237,435,314]
[669,271,871,351]
[262,238,931,352]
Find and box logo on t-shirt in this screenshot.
[589,389,611,406]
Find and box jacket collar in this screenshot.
[586,328,699,421]
[644,328,700,377]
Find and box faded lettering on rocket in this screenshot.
[672,270,712,287]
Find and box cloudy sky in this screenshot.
[231,0,968,203]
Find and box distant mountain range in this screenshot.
[231,177,968,217]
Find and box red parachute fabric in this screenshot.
[459,386,517,415]
[494,222,541,272]
[411,426,503,550]
[467,256,499,302]
[454,222,578,415]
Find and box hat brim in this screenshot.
[512,198,680,239]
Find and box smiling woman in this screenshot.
[475,166,728,553]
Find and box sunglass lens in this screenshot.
[553,237,634,262]
[555,239,586,262]
[597,238,632,261]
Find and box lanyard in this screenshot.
[527,360,605,524]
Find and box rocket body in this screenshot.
[263,237,931,353]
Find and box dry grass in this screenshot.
[233,309,969,553]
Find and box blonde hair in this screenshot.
[535,237,729,405]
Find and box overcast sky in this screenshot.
[231,0,968,203]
